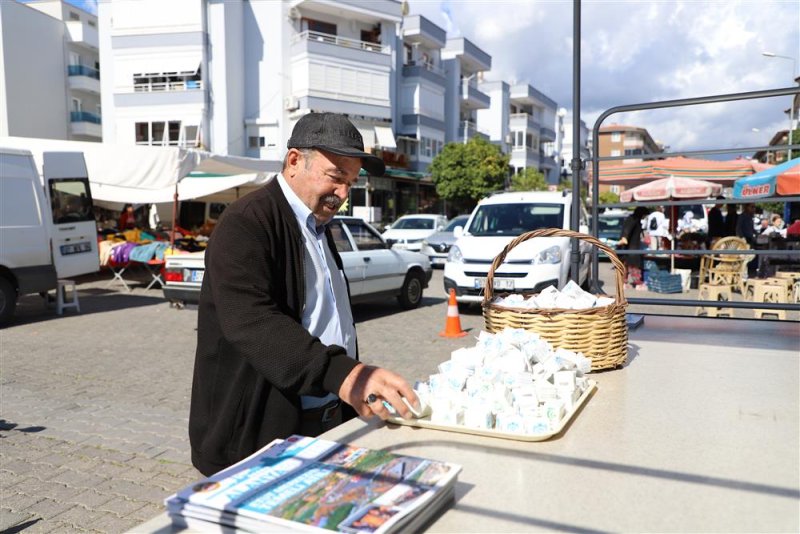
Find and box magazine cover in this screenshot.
[166,435,460,533]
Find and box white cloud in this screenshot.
[409,0,800,154]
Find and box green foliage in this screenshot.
[598,190,620,205]
[429,138,510,212]
[510,167,547,192]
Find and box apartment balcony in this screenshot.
[289,31,392,119]
[460,80,490,110]
[510,147,540,168]
[539,153,558,169]
[540,127,557,142]
[510,83,557,110]
[623,138,644,148]
[457,121,490,143]
[291,30,391,67]
[66,19,98,49]
[443,37,491,74]
[403,15,446,49]
[289,0,402,22]
[114,81,205,107]
[402,61,446,86]
[509,112,540,132]
[67,65,100,94]
[69,111,101,138]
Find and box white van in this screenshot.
[443,191,591,304]
[0,148,99,324]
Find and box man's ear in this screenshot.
[285,148,302,176]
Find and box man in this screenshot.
[736,203,757,246]
[190,113,417,476]
[707,197,725,246]
[644,206,667,250]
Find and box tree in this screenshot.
[510,167,547,192]
[429,137,509,213]
[598,190,620,206]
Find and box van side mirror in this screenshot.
[453,226,464,238]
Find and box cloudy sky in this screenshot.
[69,0,798,158]
[408,0,799,158]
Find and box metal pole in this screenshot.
[570,0,582,283]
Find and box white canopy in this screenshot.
[0,136,280,203]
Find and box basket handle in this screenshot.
[482,228,627,306]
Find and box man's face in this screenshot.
[285,148,361,225]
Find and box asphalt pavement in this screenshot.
[1,265,795,532]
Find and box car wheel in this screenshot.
[397,271,424,310]
[0,276,18,326]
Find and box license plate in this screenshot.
[431,257,446,265]
[474,277,515,290]
[190,270,205,283]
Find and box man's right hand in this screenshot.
[338,363,418,420]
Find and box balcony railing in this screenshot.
[405,59,445,77]
[68,64,100,80]
[132,80,203,92]
[70,111,101,124]
[292,30,387,54]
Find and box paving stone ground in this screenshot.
[1,265,795,532]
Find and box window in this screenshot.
[624,148,643,156]
[88,19,96,27]
[249,136,265,148]
[69,11,80,21]
[610,149,621,157]
[135,121,197,146]
[467,204,565,236]
[611,132,621,142]
[303,18,336,36]
[71,98,81,112]
[135,122,149,144]
[513,131,524,148]
[328,221,354,252]
[49,178,94,224]
[152,122,166,144]
[343,220,385,251]
[132,65,201,92]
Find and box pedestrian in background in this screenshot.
[724,203,739,237]
[189,113,418,476]
[707,196,725,246]
[617,206,650,290]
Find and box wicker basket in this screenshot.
[482,228,628,371]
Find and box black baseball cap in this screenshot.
[287,112,386,176]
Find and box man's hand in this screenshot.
[338,363,419,420]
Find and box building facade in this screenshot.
[0,0,100,141]
[560,113,590,185]
[94,0,587,223]
[594,124,662,195]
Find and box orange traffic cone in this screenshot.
[439,288,467,338]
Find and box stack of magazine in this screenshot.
[165,435,461,533]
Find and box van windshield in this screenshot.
[392,217,435,230]
[49,178,94,224]
[467,203,564,236]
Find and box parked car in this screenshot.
[381,214,447,251]
[163,216,432,309]
[596,209,629,257]
[443,191,591,304]
[420,215,471,267]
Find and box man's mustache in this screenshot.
[321,194,342,210]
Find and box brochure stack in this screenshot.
[165,435,461,533]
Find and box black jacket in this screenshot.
[189,178,359,476]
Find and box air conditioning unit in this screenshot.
[287,7,300,20]
[283,97,299,111]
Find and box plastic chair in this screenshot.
[56,280,80,315]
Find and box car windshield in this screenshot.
[392,217,435,230]
[598,215,626,238]
[467,203,564,236]
[678,204,704,219]
[444,216,470,232]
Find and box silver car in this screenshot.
[163,216,432,310]
[420,215,470,267]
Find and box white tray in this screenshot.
[387,380,597,442]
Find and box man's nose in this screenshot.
[334,183,350,198]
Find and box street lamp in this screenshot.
[762,51,797,160]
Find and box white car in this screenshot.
[381,214,447,251]
[444,191,591,304]
[163,216,432,309]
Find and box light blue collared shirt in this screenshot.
[276,173,356,409]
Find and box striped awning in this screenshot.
[597,156,767,186]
